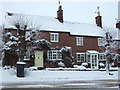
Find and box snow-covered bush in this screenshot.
[99,63,105,67]
[73,65,86,70]
[111,62,115,67]
[102,27,119,72]
[60,46,74,67]
[36,39,52,50]
[81,63,88,67]
[3,65,11,70]
[58,61,65,67]
[28,66,38,71]
[73,65,79,68]
[99,63,105,69]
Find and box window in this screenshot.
[117,41,120,49]
[98,38,103,46]
[98,53,106,61]
[76,37,83,46]
[24,50,30,60]
[86,54,90,62]
[50,33,59,42]
[76,53,85,62]
[48,50,62,61]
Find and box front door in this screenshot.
[91,54,98,69]
[35,51,44,68]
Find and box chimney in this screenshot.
[116,21,120,29]
[57,5,63,23]
[95,7,102,28]
[116,2,120,29]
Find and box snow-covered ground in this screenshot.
[1,67,119,88]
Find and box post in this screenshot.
[106,57,110,73]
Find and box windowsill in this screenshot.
[77,61,85,62]
[24,59,30,61]
[51,41,59,43]
[98,45,103,47]
[76,45,83,46]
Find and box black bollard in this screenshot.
[16,62,26,77]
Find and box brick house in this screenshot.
[3,5,119,69]
[116,21,120,67]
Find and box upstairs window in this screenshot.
[76,37,83,46]
[50,33,59,42]
[98,38,103,46]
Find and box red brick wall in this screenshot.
[39,31,104,62]
[3,29,105,66]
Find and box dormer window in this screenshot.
[50,33,59,42]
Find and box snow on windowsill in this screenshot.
[24,59,30,61]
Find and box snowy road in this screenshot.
[2,79,119,88]
[1,68,119,89]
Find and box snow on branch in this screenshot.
[101,27,119,72]
[7,13,31,30]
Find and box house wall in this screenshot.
[39,31,104,64]
[4,29,120,68]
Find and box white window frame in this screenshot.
[76,37,83,46]
[76,53,85,62]
[24,50,30,60]
[98,38,103,46]
[98,53,106,61]
[48,50,62,61]
[50,33,59,42]
[117,41,120,49]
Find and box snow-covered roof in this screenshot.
[65,22,103,37]
[3,13,119,39]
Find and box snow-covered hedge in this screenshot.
[73,65,86,70]
[99,63,105,67]
[81,63,88,67]
[58,61,65,67]
[29,66,38,71]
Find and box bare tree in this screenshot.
[102,27,118,73]
[0,26,3,62]
[7,12,31,62]
[4,12,51,64]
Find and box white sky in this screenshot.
[0,0,119,28]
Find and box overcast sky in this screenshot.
[0,0,119,28]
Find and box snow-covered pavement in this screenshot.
[1,67,119,88]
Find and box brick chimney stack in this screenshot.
[57,5,63,23]
[116,21,120,29]
[95,7,102,28]
[116,1,120,29]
